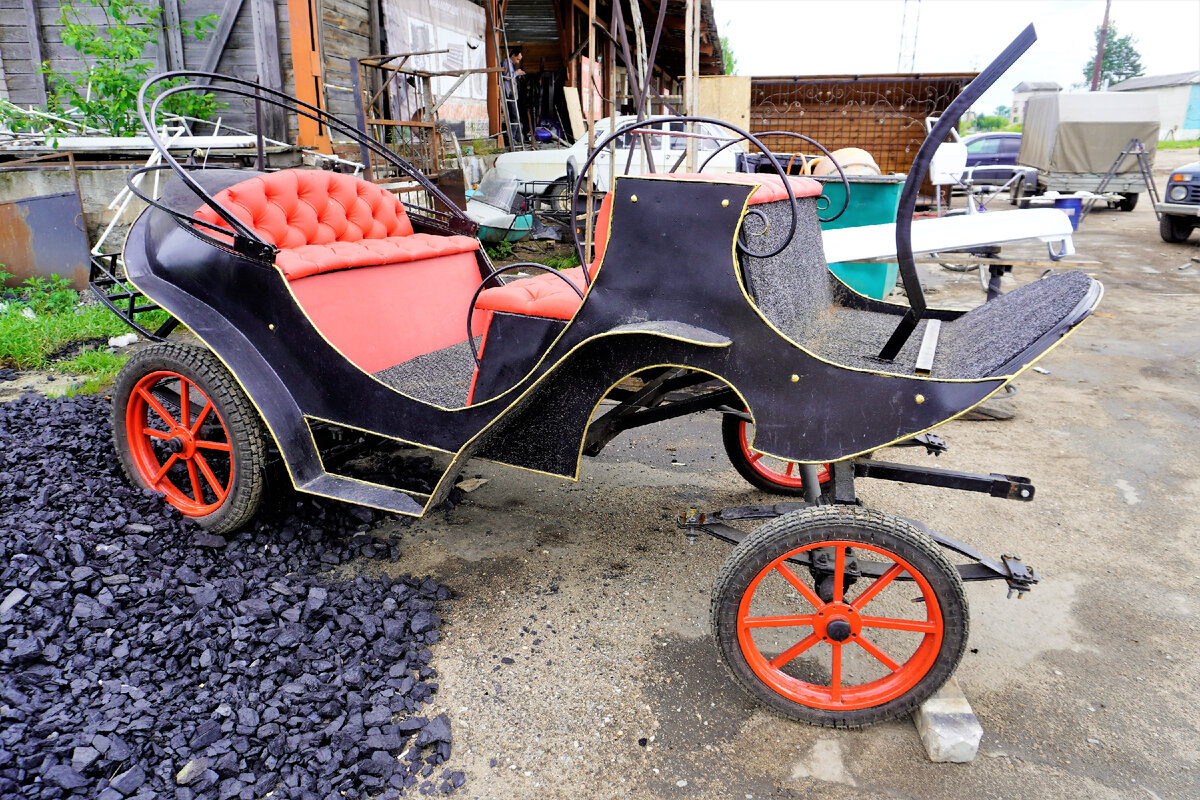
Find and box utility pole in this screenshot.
[1089,0,1112,91]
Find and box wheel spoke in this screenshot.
[785,462,795,477]
[194,453,228,502]
[190,402,214,435]
[194,439,232,452]
[830,642,843,702]
[150,453,179,485]
[142,427,172,440]
[776,563,825,609]
[854,633,901,671]
[768,632,820,668]
[741,614,815,629]
[179,381,190,428]
[186,459,204,503]
[139,387,177,427]
[747,450,764,464]
[851,563,904,611]
[833,545,845,603]
[860,615,937,633]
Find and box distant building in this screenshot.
[1011,81,1061,124]
[1109,71,1200,141]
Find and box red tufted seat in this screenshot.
[194,169,479,280]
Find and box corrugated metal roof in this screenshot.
[1109,71,1200,92]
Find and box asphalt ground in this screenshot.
[381,149,1200,800]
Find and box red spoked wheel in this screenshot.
[125,371,232,516]
[711,506,967,728]
[113,343,267,534]
[721,414,830,496]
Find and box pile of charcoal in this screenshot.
[0,393,465,799]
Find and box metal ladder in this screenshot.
[1083,138,1160,221]
[489,2,526,150]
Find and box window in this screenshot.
[967,137,1001,155]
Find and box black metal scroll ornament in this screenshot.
[878,24,1038,362]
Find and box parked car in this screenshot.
[1157,160,1200,243]
[492,116,739,197]
[962,131,1031,185]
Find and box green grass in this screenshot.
[55,348,128,376]
[0,269,164,391]
[0,303,134,370]
[484,239,515,260]
[48,375,112,398]
[1160,139,1200,150]
[540,252,582,270]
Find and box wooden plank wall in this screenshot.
[0,0,297,138]
[1,0,380,145]
[320,0,374,128]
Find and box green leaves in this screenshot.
[38,0,222,136]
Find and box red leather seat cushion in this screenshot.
[472,192,613,320]
[474,267,586,320]
[275,234,480,280]
[194,169,479,279]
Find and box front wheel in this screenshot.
[721,414,829,496]
[112,343,268,534]
[1116,192,1138,212]
[711,506,968,728]
[1160,214,1194,243]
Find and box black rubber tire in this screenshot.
[1008,175,1025,207]
[1116,192,1138,212]
[711,506,968,728]
[721,412,823,497]
[112,342,268,535]
[1160,214,1194,244]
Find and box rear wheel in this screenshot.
[722,414,829,496]
[1160,214,1194,243]
[1116,192,1138,212]
[1008,175,1026,207]
[712,506,968,728]
[113,343,268,534]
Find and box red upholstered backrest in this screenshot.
[589,191,614,279]
[194,169,414,248]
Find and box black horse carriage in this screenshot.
[92,27,1099,728]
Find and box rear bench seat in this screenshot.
[195,169,484,374]
[471,173,820,321]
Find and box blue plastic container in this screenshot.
[1052,196,1082,231]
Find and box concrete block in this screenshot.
[912,677,983,763]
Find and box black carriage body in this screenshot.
[122,168,1097,518]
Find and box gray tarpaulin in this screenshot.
[1018,93,1159,173]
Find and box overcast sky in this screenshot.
[711,0,1200,114]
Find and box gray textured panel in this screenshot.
[739,197,833,342]
[737,199,1094,378]
[373,337,480,408]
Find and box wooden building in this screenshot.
[0,0,724,149]
[0,0,379,150]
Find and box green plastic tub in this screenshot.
[814,175,905,299]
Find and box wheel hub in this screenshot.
[815,603,860,642]
[166,427,196,458]
[825,619,852,642]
